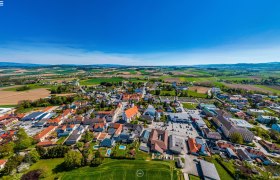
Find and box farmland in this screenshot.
[0,88,50,105]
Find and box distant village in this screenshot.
[0,79,280,180]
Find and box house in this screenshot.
[247,109,265,116]
[187,138,199,155]
[195,119,207,130]
[64,125,88,145]
[94,132,108,141]
[213,110,254,142]
[216,141,235,151]
[0,160,7,170]
[226,147,238,159]
[168,135,184,154]
[149,129,168,154]
[257,115,279,124]
[245,148,265,159]
[93,123,106,132]
[143,105,160,121]
[123,106,140,122]
[259,140,280,153]
[272,124,280,133]
[107,123,123,137]
[199,160,220,180]
[100,138,115,147]
[56,124,77,138]
[201,128,221,140]
[140,130,150,143]
[236,149,252,161]
[229,96,248,104]
[34,126,57,142]
[187,137,210,156]
[123,123,143,137]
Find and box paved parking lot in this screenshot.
[14,121,43,136]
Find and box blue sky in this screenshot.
[1,0,280,65]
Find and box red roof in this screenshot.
[188,138,199,153]
[94,123,105,129]
[35,126,57,140]
[125,106,139,119]
[0,159,7,165]
[42,106,53,112]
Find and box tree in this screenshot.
[3,155,24,175]
[14,128,32,151]
[24,150,40,164]
[0,142,15,158]
[230,132,244,144]
[83,131,93,143]
[64,150,82,169]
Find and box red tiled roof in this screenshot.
[94,123,105,129]
[35,126,57,140]
[125,106,139,119]
[188,138,199,153]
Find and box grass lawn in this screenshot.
[60,160,179,180]
[160,90,176,96]
[189,174,201,180]
[182,103,197,109]
[80,77,125,85]
[212,159,234,180]
[187,90,207,98]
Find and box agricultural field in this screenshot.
[0,88,50,105]
[188,86,210,94]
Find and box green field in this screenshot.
[182,103,197,109]
[189,174,200,180]
[26,158,181,180]
[61,160,179,180]
[3,84,54,91]
[212,159,234,180]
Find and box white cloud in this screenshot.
[0,43,280,65]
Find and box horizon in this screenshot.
[1,1,280,65]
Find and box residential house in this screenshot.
[93,123,106,132]
[107,123,123,137]
[257,115,279,124]
[187,137,210,156]
[100,138,115,147]
[149,129,168,154]
[236,148,252,161]
[34,126,57,142]
[123,106,140,122]
[64,125,88,145]
[247,109,265,116]
[259,140,280,153]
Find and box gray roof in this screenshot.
[200,160,220,180]
[169,135,184,154]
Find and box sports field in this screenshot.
[60,160,180,180]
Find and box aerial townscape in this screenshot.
[1,0,280,180]
[0,63,279,179]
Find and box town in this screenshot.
[0,65,280,180]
